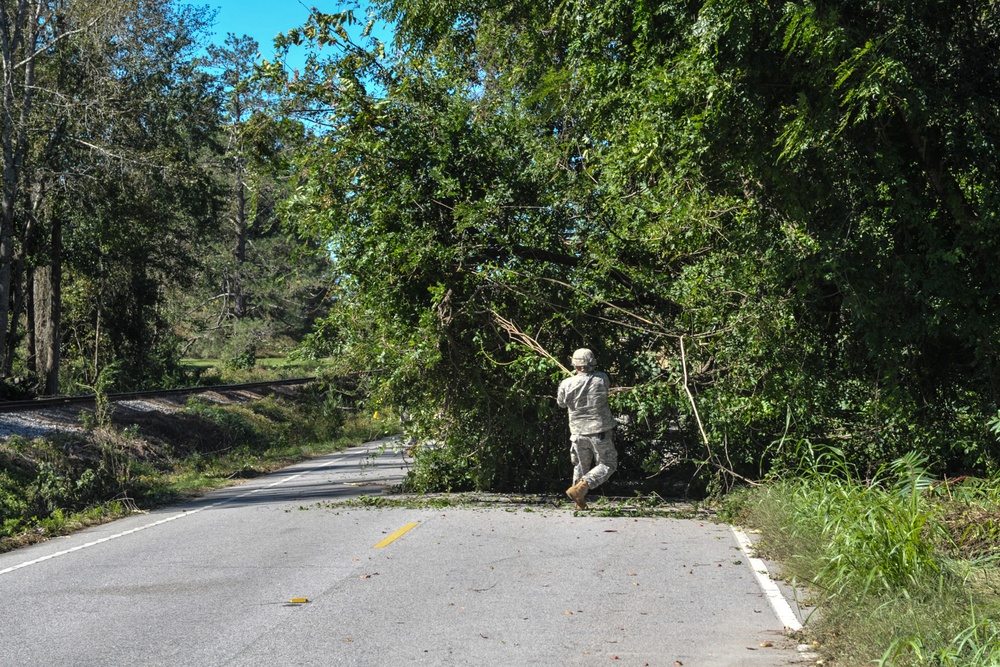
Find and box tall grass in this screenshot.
[882,614,1000,666]
[739,443,1000,666]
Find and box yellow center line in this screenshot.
[373,522,420,549]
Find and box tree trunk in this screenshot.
[0,0,43,377]
[6,254,24,374]
[233,162,248,319]
[33,216,61,395]
[0,172,14,377]
[25,267,35,374]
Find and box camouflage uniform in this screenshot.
[557,350,618,491]
[569,431,617,488]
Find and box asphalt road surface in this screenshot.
[0,440,812,666]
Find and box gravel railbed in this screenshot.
[0,388,279,441]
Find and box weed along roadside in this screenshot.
[0,382,400,554]
[729,448,1000,667]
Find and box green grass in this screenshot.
[732,445,1000,666]
[180,358,218,369]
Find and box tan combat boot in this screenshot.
[565,479,589,510]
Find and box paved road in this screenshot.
[0,440,809,666]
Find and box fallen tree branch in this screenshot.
[492,311,571,375]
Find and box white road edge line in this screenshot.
[730,525,803,632]
[0,458,342,577]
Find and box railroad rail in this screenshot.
[0,377,319,413]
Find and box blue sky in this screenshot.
[206,1,389,67]
[208,0,314,58]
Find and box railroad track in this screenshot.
[0,377,319,414]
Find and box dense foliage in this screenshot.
[0,1,331,393]
[278,1,1000,493]
[3,0,998,494]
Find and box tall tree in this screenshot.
[3,0,220,393]
[279,0,1000,491]
[210,34,267,321]
[54,0,220,390]
[172,33,330,368]
[1,0,50,378]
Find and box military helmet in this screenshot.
[571,348,597,370]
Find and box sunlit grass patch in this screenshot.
[736,445,1000,666]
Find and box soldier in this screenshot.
[557,348,617,509]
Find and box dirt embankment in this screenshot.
[0,385,303,453]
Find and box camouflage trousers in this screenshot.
[570,431,617,488]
